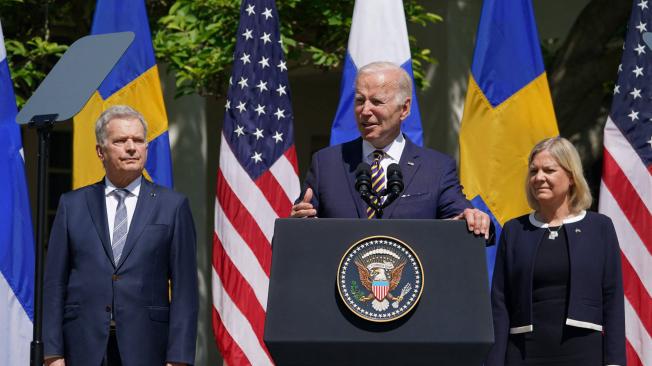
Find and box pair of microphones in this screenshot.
[355,162,404,218]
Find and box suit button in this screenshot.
[112,274,119,281]
[105,305,112,313]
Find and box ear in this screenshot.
[96,144,104,161]
[399,97,412,121]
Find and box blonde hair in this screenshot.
[525,137,592,213]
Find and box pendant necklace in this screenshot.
[547,225,562,240]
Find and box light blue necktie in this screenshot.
[112,189,129,265]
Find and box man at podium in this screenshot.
[290,62,490,239]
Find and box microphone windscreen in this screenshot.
[356,162,372,178]
[387,163,402,178]
[355,162,372,193]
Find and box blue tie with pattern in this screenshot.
[112,189,129,265]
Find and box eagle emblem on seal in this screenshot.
[354,250,407,311]
[337,236,423,322]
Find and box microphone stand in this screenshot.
[355,162,404,218]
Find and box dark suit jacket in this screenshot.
[486,211,625,366]
[43,178,198,366]
[303,137,472,218]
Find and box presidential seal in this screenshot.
[337,236,424,322]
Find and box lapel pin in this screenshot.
[150,192,157,197]
[575,228,581,233]
[407,161,415,166]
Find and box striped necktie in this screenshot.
[112,189,130,265]
[366,150,385,219]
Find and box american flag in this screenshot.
[212,0,299,364]
[598,1,652,365]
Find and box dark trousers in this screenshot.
[102,325,122,366]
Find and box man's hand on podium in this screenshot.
[290,188,317,218]
[452,208,491,240]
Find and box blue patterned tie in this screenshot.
[112,189,129,265]
[367,150,385,219]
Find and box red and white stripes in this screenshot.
[599,117,652,366]
[212,133,299,365]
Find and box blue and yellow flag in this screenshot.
[73,0,172,188]
[459,0,558,279]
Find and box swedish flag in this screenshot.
[73,0,172,188]
[459,0,558,279]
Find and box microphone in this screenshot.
[355,162,372,199]
[382,163,404,208]
[355,162,383,215]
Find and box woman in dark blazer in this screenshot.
[486,137,625,366]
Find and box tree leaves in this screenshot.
[154,0,442,98]
[5,37,67,107]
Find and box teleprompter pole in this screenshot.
[29,115,55,366]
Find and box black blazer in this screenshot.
[486,211,625,366]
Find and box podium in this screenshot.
[264,219,494,365]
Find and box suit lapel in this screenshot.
[342,138,368,218]
[86,181,115,267]
[116,179,157,269]
[385,137,421,219]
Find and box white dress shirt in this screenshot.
[105,177,141,243]
[362,133,406,191]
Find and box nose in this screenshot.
[361,100,373,116]
[125,139,136,151]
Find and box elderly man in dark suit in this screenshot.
[291,61,490,238]
[43,105,198,366]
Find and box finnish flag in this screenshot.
[330,0,423,146]
[0,20,35,365]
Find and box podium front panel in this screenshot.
[264,218,493,366]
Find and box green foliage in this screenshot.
[2,0,441,102]
[1,0,92,108]
[154,0,241,97]
[4,37,67,107]
[350,280,364,301]
[154,0,442,98]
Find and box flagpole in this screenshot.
[29,115,54,366]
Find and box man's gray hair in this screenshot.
[356,61,413,104]
[95,105,148,145]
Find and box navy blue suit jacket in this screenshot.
[43,179,198,366]
[303,137,472,218]
[487,211,625,366]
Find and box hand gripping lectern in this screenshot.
[264,219,494,366]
